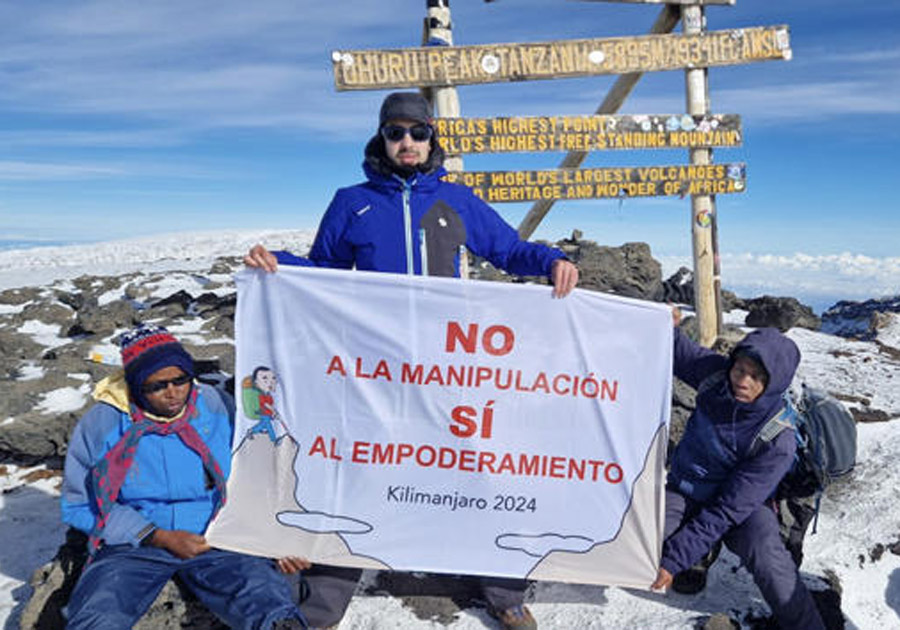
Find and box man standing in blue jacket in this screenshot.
[61,324,308,630]
[245,92,579,630]
[651,323,825,630]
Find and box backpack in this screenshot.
[678,375,858,569]
[777,384,857,500]
[761,384,857,566]
[693,375,858,499]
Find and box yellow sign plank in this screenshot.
[332,26,790,90]
[442,163,746,203]
[435,114,741,154]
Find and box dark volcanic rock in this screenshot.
[744,296,820,332]
[721,290,746,312]
[0,410,81,464]
[68,299,138,337]
[483,235,667,300]
[821,296,900,340]
[569,240,664,301]
[54,290,89,311]
[20,302,73,328]
[71,274,122,296]
[662,266,694,305]
[0,329,45,362]
[152,289,194,314]
[850,407,892,423]
[669,377,696,458]
[0,286,42,305]
[663,266,745,312]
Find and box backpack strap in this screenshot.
[756,404,795,443]
[750,394,797,455]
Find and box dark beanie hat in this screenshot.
[379,92,432,127]
[119,324,194,410]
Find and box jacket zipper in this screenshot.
[400,178,414,275]
[419,228,429,276]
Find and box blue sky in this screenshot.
[1,1,898,273]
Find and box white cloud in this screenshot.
[0,159,228,182]
[715,81,900,122]
[0,1,390,141]
[0,161,124,181]
[0,129,188,149]
[622,77,900,126]
[659,252,900,311]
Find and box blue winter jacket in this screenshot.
[274,161,565,279]
[61,381,234,548]
[661,327,800,576]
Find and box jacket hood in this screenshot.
[363,131,446,180]
[696,327,801,432]
[92,369,191,422]
[92,371,131,413]
[730,327,800,406]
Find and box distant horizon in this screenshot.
[1,229,895,316]
[0,238,78,251]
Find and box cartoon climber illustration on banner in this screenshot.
[241,365,284,443]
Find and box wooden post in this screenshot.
[424,0,468,278]
[424,0,463,174]
[517,4,679,240]
[683,4,720,346]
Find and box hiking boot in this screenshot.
[671,566,709,594]
[489,605,537,630]
[672,541,721,595]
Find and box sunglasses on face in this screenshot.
[380,124,433,143]
[142,374,192,394]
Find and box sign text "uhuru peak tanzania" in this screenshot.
[332,26,790,90]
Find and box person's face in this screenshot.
[256,370,276,393]
[729,355,767,403]
[142,365,191,417]
[382,118,431,169]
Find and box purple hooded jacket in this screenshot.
[661,327,801,576]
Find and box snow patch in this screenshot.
[17,320,68,348]
[35,384,90,414]
[17,363,45,381]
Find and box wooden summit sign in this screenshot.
[332,26,790,90]
[435,114,741,154]
[443,163,746,203]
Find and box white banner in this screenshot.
[206,267,672,588]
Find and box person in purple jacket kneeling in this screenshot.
[651,317,825,630]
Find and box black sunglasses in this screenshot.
[142,374,192,394]
[380,124,433,143]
